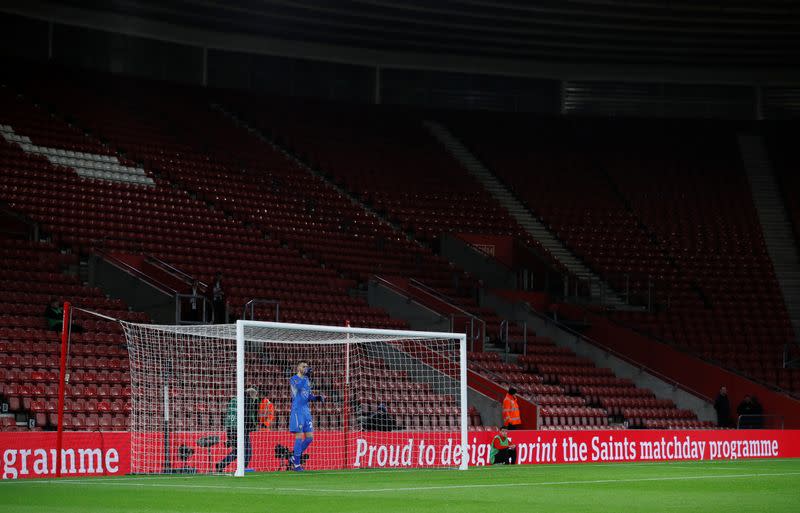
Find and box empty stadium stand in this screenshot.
[765,129,800,247]
[0,78,398,328]
[0,237,138,431]
[469,337,714,430]
[446,114,796,396]
[10,71,535,350]
[2,63,783,433]
[216,94,549,347]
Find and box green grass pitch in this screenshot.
[1,459,798,513]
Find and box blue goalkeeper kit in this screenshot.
[289,374,315,433]
[290,372,322,469]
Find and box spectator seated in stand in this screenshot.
[44,298,84,333]
[362,403,398,431]
[737,395,761,429]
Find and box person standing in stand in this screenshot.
[714,386,732,428]
[502,385,522,430]
[189,279,203,322]
[210,272,226,324]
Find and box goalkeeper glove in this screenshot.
[305,367,313,379]
[313,394,326,403]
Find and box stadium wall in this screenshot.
[88,254,176,324]
[367,279,452,333]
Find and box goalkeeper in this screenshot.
[289,361,325,471]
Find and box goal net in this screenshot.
[121,320,467,475]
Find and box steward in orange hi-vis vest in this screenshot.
[502,387,522,428]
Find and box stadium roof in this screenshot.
[55,0,800,68]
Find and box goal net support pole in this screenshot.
[55,301,71,478]
[343,320,350,470]
[235,321,246,477]
[459,329,468,470]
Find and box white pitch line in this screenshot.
[664,465,749,471]
[0,458,795,485]
[5,471,800,494]
[1,458,794,485]
[235,472,800,493]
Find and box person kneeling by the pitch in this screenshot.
[290,361,325,471]
[490,427,517,465]
[216,387,260,472]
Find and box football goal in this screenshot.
[121,320,468,475]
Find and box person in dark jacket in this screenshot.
[713,386,732,428]
[216,387,260,472]
[44,298,84,333]
[362,403,398,431]
[209,272,226,324]
[737,395,757,429]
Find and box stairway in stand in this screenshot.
[424,120,629,309]
[740,133,800,338]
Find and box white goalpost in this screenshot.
[121,320,468,475]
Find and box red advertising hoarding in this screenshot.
[0,431,130,480]
[2,430,798,479]
[349,430,800,468]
